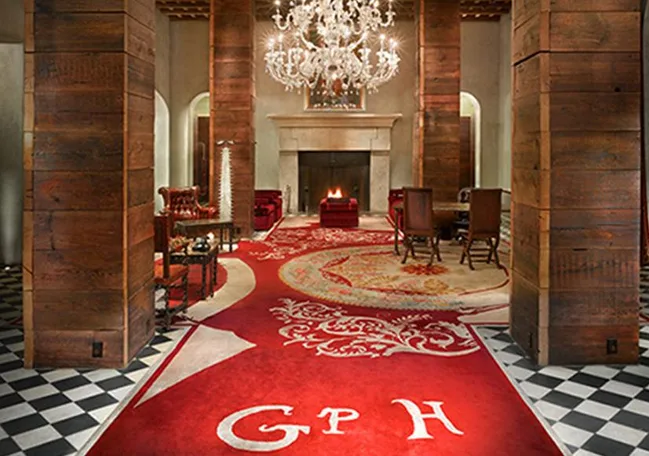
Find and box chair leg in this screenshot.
[466,238,475,270]
[163,285,171,331]
[182,273,189,310]
[434,234,442,262]
[402,236,410,264]
[493,236,502,268]
[460,238,466,264]
[486,238,493,264]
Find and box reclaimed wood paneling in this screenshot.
[510,0,641,365]
[417,0,460,201]
[209,0,255,237]
[23,0,155,368]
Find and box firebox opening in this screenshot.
[298,151,370,214]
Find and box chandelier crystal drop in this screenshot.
[264,0,400,97]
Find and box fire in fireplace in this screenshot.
[327,188,343,199]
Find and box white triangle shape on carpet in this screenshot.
[136,326,255,407]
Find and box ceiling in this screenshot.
[156,0,512,21]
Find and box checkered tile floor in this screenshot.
[0,266,185,455]
[0,327,184,456]
[477,326,649,456]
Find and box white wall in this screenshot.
[154,92,171,212]
[154,11,171,208]
[0,0,24,265]
[0,44,23,265]
[461,20,502,188]
[0,0,23,43]
[254,20,417,190]
[169,21,210,187]
[156,10,171,105]
[498,14,512,191]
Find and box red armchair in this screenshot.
[158,186,218,224]
[254,190,283,231]
[320,197,359,228]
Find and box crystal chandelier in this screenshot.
[264,0,400,97]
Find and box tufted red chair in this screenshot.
[158,186,218,224]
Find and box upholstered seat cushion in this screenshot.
[154,264,188,286]
[255,203,275,216]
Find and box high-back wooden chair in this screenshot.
[459,188,502,270]
[154,213,189,330]
[401,187,441,265]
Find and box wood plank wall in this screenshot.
[23,0,156,368]
[209,0,255,237]
[418,0,461,201]
[510,0,641,365]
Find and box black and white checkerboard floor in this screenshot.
[0,327,184,456]
[0,267,186,456]
[477,326,649,456]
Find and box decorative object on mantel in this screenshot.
[217,140,233,221]
[305,84,365,111]
[264,0,400,97]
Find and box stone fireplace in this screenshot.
[268,113,401,214]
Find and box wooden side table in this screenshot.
[170,241,219,299]
[174,218,235,252]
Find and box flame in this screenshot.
[327,188,343,198]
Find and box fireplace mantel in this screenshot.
[268,113,401,129]
[269,113,401,213]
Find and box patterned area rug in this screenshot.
[86,223,562,456]
[280,244,509,310]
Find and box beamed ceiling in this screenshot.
[156,0,512,21]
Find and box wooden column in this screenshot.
[209,0,255,237]
[23,0,156,368]
[510,0,641,365]
[417,0,461,201]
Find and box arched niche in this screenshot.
[187,91,210,202]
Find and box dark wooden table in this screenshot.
[174,218,235,252]
[392,201,469,254]
[170,241,219,300]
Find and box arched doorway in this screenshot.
[460,91,481,188]
[188,92,210,203]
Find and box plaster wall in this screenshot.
[498,14,512,192]
[0,0,23,42]
[0,44,23,265]
[0,0,24,265]
[461,20,501,188]
[156,11,171,104]
[169,20,210,187]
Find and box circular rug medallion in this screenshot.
[279,245,509,310]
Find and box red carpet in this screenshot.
[90,226,561,455]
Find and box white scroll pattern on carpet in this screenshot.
[270,299,480,358]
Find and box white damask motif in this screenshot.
[251,228,393,261]
[270,299,480,358]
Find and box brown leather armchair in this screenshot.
[158,186,218,224]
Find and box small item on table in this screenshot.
[192,237,210,252]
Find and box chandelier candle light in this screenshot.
[264,0,400,96]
